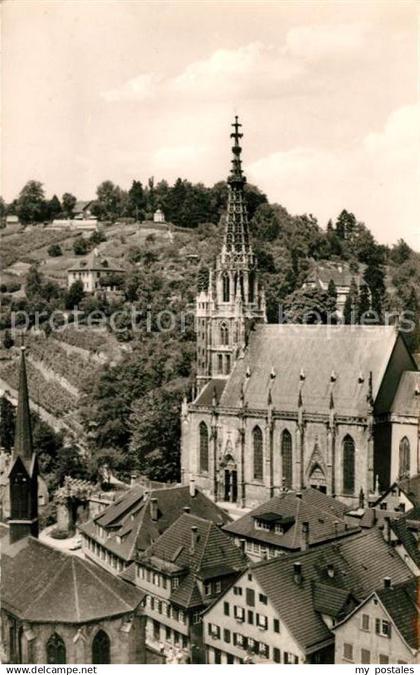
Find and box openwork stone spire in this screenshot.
[223,116,251,255]
[14,345,33,461]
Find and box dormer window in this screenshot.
[274,524,284,535]
[255,520,270,531]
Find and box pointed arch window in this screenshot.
[399,437,410,479]
[199,421,209,473]
[92,630,111,664]
[222,273,230,302]
[253,426,263,481]
[220,322,229,346]
[248,271,255,303]
[343,435,355,495]
[281,430,293,489]
[46,633,66,664]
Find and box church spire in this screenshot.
[9,344,39,544]
[223,116,250,254]
[14,346,33,461]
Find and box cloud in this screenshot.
[247,103,420,246]
[284,23,369,60]
[102,73,160,102]
[152,144,208,171]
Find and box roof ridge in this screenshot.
[71,557,81,622]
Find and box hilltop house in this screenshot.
[73,201,95,220]
[67,250,125,294]
[302,261,364,316]
[203,528,414,664]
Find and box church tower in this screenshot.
[196,117,266,391]
[8,346,39,544]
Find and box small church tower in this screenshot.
[196,117,266,391]
[8,346,39,544]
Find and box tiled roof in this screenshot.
[140,513,248,609]
[251,528,413,653]
[79,485,231,562]
[218,325,406,417]
[391,506,420,567]
[391,371,420,416]
[1,537,145,623]
[68,251,124,273]
[312,582,355,619]
[194,379,227,406]
[305,262,363,289]
[376,579,420,651]
[224,488,359,550]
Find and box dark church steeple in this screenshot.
[9,346,39,544]
[196,117,266,391]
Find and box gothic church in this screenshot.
[181,118,420,508]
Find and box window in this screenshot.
[220,322,229,346]
[253,426,263,480]
[246,588,255,606]
[153,620,160,641]
[361,649,371,663]
[223,602,230,616]
[165,626,171,640]
[192,612,201,624]
[223,629,231,644]
[399,437,410,479]
[379,655,389,664]
[209,624,220,639]
[199,422,209,473]
[281,430,293,489]
[215,580,222,593]
[234,606,245,621]
[273,648,281,663]
[218,354,223,374]
[273,618,280,633]
[257,614,268,630]
[46,633,66,664]
[204,582,212,596]
[248,272,255,303]
[375,619,391,637]
[343,435,355,494]
[214,649,221,664]
[92,630,111,664]
[225,354,231,374]
[233,586,243,596]
[247,610,254,625]
[361,614,370,631]
[222,273,230,303]
[255,520,270,531]
[259,593,267,605]
[343,643,354,662]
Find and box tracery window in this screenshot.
[253,426,263,481]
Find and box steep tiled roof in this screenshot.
[376,579,420,651]
[195,379,227,406]
[391,371,420,416]
[68,251,124,273]
[218,325,404,417]
[250,529,413,653]
[391,506,420,567]
[224,488,359,550]
[79,485,231,562]
[140,513,248,609]
[2,537,144,623]
[312,583,355,619]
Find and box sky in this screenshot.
[1,0,419,247]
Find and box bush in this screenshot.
[73,237,89,255]
[48,243,63,257]
[0,281,21,293]
[50,527,74,540]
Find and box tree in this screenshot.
[0,197,6,219]
[0,395,15,451]
[65,280,84,309]
[336,209,356,241]
[73,236,89,255]
[62,193,77,219]
[25,265,44,299]
[47,195,62,220]
[16,180,47,224]
[343,293,353,325]
[94,181,122,222]
[48,243,63,257]
[358,284,371,320]
[129,384,183,482]
[127,180,147,221]
[390,239,412,265]
[2,329,14,349]
[283,286,336,324]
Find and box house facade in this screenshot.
[67,250,125,293]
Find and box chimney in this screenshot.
[383,516,392,544]
[384,577,392,589]
[301,521,310,551]
[150,498,158,522]
[189,478,196,498]
[239,538,246,555]
[183,506,191,514]
[293,562,303,585]
[190,525,198,554]
[327,564,335,579]
[130,472,137,487]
